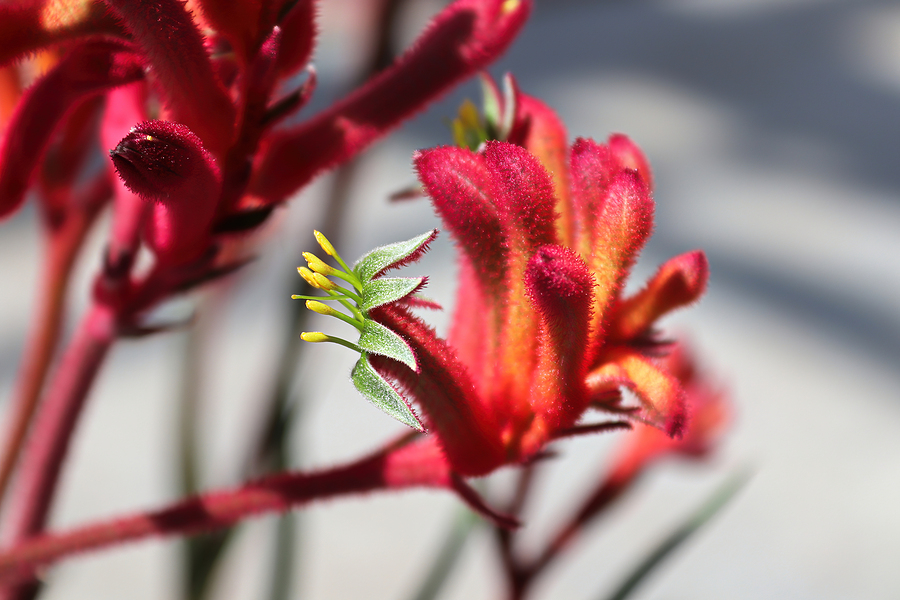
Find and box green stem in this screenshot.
[602,471,750,600]
[405,508,478,600]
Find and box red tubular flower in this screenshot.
[608,343,729,477]
[110,120,222,266]
[0,2,533,579]
[364,92,711,477]
[0,40,143,219]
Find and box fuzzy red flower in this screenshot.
[367,95,709,477]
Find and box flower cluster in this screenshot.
[0,1,531,595]
[0,3,732,597]
[298,79,714,478]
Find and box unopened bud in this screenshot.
[110,121,216,201]
[306,300,335,316]
[300,332,329,343]
[313,230,337,258]
[297,266,318,287]
[303,252,337,276]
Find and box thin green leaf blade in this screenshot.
[351,354,423,431]
[405,508,479,600]
[353,230,436,282]
[602,470,750,600]
[361,277,424,311]
[358,319,417,370]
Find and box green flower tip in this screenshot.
[292,230,437,429]
[450,72,518,149]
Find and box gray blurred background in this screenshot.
[1,0,899,598]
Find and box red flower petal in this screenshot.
[371,305,505,476]
[0,40,143,220]
[525,244,594,433]
[104,0,237,156]
[584,170,654,353]
[610,250,709,341]
[587,349,686,438]
[110,121,222,265]
[0,0,123,67]
[248,0,531,205]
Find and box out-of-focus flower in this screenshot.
[606,343,729,481]
[0,0,532,270]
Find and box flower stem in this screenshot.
[0,434,443,586]
[0,302,117,600]
[0,211,94,507]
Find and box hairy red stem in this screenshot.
[0,211,96,506]
[1,304,116,543]
[248,0,531,205]
[0,436,449,586]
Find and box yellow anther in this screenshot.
[297,266,318,288]
[501,0,520,14]
[306,300,335,316]
[300,332,329,343]
[458,99,481,129]
[303,252,337,276]
[312,272,336,291]
[314,230,338,258]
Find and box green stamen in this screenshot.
[300,332,362,353]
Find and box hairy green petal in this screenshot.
[351,354,423,430]
[353,230,436,282]
[361,277,424,311]
[358,319,417,371]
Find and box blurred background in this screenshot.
[1,0,899,598]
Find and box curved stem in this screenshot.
[0,213,93,506]
[1,303,116,548]
[517,468,635,594]
[0,435,445,587]
[0,301,116,600]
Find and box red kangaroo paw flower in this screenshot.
[401,127,706,470]
[103,0,237,156]
[193,0,266,65]
[296,113,713,479]
[101,83,149,270]
[610,249,710,341]
[605,343,728,478]
[371,306,506,477]
[581,169,654,356]
[608,132,653,189]
[248,0,531,205]
[507,79,572,244]
[110,120,222,265]
[36,95,108,227]
[587,348,687,438]
[0,40,142,220]
[524,244,594,438]
[0,0,124,67]
[0,65,22,130]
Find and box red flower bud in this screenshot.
[110,120,221,265]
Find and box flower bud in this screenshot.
[110,120,222,265]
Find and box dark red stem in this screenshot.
[0,436,447,586]
[0,210,97,505]
[0,303,117,600]
[2,304,116,542]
